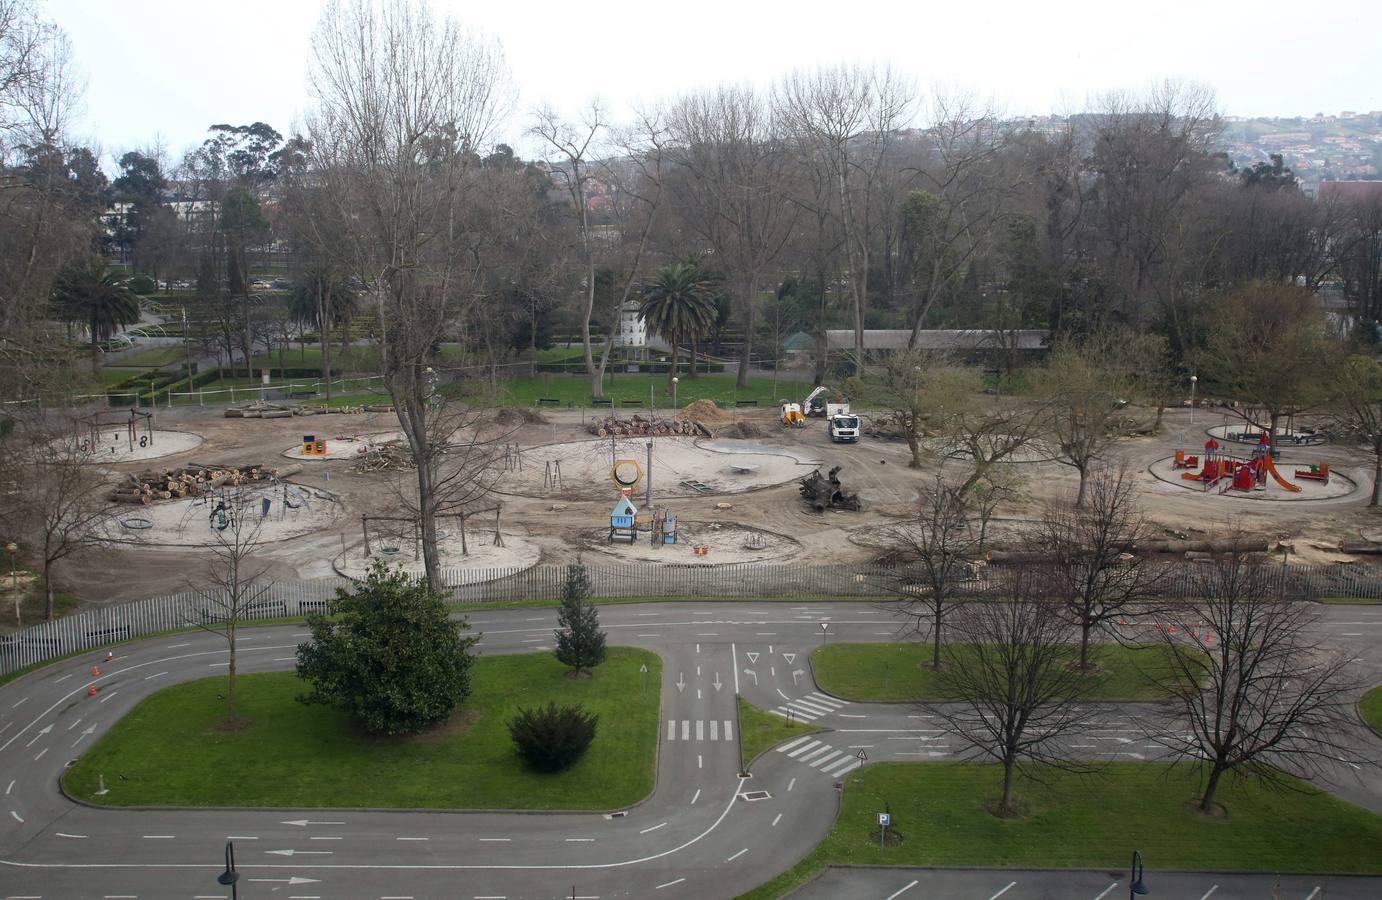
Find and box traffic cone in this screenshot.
[1205,634,1214,644]
[1119,617,1127,626]
[88,684,97,697]
[92,665,100,677]
[1167,625,1176,634]
[105,651,114,662]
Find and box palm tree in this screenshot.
[638,262,717,390]
[51,256,142,374]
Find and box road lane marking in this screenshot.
[1093,883,1119,900]
[226,836,258,840]
[142,835,175,839]
[787,778,796,791]
[690,789,701,805]
[884,881,919,900]
[55,833,87,839]
[726,848,748,862]
[1196,886,1218,900]
[656,879,685,889]
[988,882,1017,900]
[396,837,428,841]
[98,690,119,704]
[565,838,594,842]
[698,754,703,769]
[10,697,27,708]
[639,823,666,834]
[54,674,73,683]
[143,672,168,680]
[637,634,660,637]
[168,643,190,648]
[32,748,47,761]
[309,836,341,840]
[9,810,23,822]
[771,814,781,827]
[478,838,510,842]
[1305,889,1321,900]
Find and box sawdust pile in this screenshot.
[678,399,729,423]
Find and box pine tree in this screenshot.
[554,562,606,674]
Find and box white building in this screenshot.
[612,300,647,350]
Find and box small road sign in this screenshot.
[878,812,890,827]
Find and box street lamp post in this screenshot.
[1129,849,1149,898]
[1189,375,1198,425]
[671,376,679,410]
[218,840,240,900]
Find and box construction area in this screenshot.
[27,389,1382,604]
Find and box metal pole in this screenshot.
[645,441,653,510]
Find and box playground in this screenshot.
[281,431,406,461]
[579,519,799,565]
[334,529,541,582]
[64,419,203,463]
[1147,437,1358,502]
[107,483,344,547]
[501,436,821,500]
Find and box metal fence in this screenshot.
[2,560,1379,677]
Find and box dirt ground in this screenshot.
[51,401,1382,605]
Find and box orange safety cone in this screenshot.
[105,651,114,662]
[1154,623,1162,631]
[1167,625,1176,634]
[1205,634,1214,644]
[88,684,98,697]
[1119,617,1127,626]
[92,665,100,677]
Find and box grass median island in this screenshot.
[1363,685,1382,735]
[738,761,1382,899]
[812,642,1189,702]
[738,695,826,764]
[64,647,660,810]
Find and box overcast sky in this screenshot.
[47,0,1382,171]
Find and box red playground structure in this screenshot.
[1177,437,1309,494]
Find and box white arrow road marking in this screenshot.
[248,876,320,884]
[265,849,333,856]
[24,724,52,748]
[742,668,757,686]
[791,669,804,686]
[712,673,722,691]
[676,673,685,693]
[71,724,97,748]
[281,820,346,826]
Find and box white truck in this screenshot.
[826,403,860,443]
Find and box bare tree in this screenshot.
[188,489,270,723]
[1030,465,1164,670]
[861,349,974,468]
[1329,353,1382,506]
[1143,554,1367,813]
[531,103,607,397]
[0,423,110,621]
[883,475,984,668]
[667,85,796,388]
[776,64,913,375]
[305,0,511,587]
[927,567,1095,817]
[1038,332,1136,507]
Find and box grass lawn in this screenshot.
[499,373,786,408]
[1363,685,1382,735]
[811,642,1191,702]
[249,345,382,373]
[64,647,661,810]
[739,695,826,765]
[739,762,1382,898]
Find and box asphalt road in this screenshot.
[1,601,1379,900]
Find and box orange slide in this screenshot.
[1261,454,1302,492]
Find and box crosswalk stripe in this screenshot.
[786,740,821,759]
[777,736,811,753]
[832,760,862,777]
[723,719,733,741]
[798,745,832,763]
[696,720,704,741]
[710,720,718,741]
[667,720,676,740]
[807,692,846,708]
[682,720,690,741]
[810,750,844,768]
[818,757,851,779]
[776,706,818,721]
[789,699,834,716]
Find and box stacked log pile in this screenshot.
[107,463,280,505]
[587,415,709,438]
[225,400,392,418]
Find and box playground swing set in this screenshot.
[1173,437,1329,494]
[606,456,684,548]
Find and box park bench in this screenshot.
[734,399,758,408]
[535,398,561,407]
[591,398,613,408]
[288,389,318,399]
[620,400,643,408]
